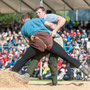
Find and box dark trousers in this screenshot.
[48,53,58,84]
[50,41,81,68]
[12,41,81,72]
[27,52,58,85]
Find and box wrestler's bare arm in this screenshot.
[44,21,56,30]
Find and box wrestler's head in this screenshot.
[35,7,46,18]
[21,13,30,23]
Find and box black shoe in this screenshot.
[52,83,57,86]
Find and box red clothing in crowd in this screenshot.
[38,60,42,68]
[2,57,8,65]
[69,32,74,37]
[57,61,62,70]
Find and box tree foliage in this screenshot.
[0,13,21,24]
[55,11,70,21]
[0,12,37,24]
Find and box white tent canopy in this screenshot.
[0,0,90,13]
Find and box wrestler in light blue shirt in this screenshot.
[21,18,50,38]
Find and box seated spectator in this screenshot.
[57,61,72,80]
[85,38,90,50]
[57,57,62,72]
[39,57,51,80]
[7,31,13,41]
[2,53,8,66]
[66,32,71,42]
[7,39,13,51]
[79,38,85,47]
[75,47,80,56]
[63,30,67,36]
[12,48,17,57]
[69,29,75,37]
[71,32,77,41]
[19,42,26,52]
[7,50,13,58]
[64,41,73,53]
[42,66,51,80]
[3,53,13,68]
[15,45,23,58]
[76,31,81,44]
[81,30,87,39]
[57,61,66,80]
[12,35,19,46]
[79,46,87,61]
[6,56,19,68]
[72,40,79,49]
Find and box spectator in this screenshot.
[74,20,79,30]
[12,36,19,46]
[2,53,8,66]
[81,30,87,39]
[69,29,75,37]
[41,58,51,80]
[57,57,62,72]
[67,20,74,30]
[6,56,19,68]
[66,32,71,42]
[86,37,90,50]
[57,61,72,80]
[64,41,73,53]
[86,21,90,34]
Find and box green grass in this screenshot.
[30,78,51,82]
[29,78,84,82]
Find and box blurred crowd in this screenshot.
[0,20,90,81]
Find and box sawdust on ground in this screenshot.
[0,70,29,88]
[0,70,90,90]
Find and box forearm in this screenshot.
[49,23,57,30]
[44,21,56,30]
[54,17,66,32]
[25,37,30,45]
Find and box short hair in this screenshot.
[21,13,30,20]
[35,7,45,12]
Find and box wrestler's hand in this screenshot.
[30,35,34,40]
[51,30,57,37]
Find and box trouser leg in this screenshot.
[50,41,81,68]
[27,59,39,76]
[48,53,58,85]
[27,51,48,76]
[12,47,41,72]
[50,41,90,77]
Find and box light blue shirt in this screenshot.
[21,18,50,38]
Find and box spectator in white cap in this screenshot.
[81,29,87,39]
